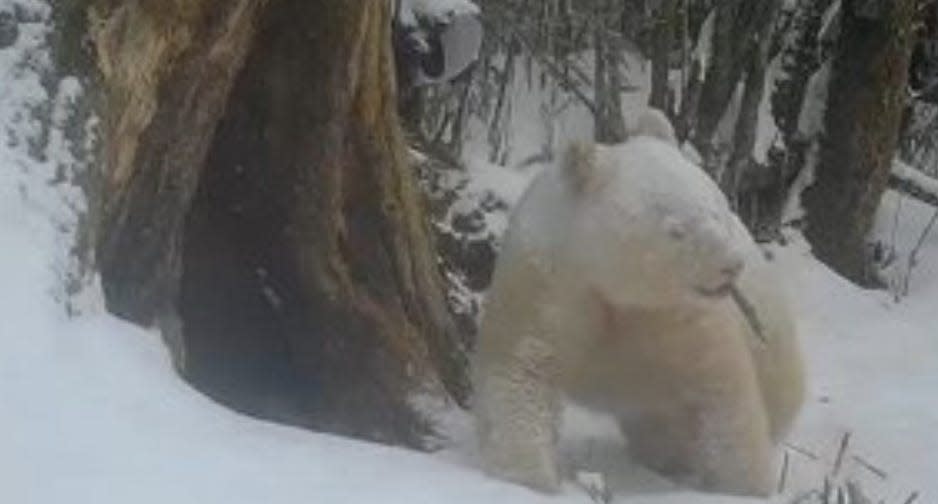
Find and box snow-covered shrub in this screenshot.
[414,149,506,343]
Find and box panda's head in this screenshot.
[654,200,746,301]
[592,184,745,309]
[564,117,747,309]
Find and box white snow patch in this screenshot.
[693,11,715,82]
[819,0,842,45]
[753,55,784,165]
[784,61,832,224]
[782,142,819,225]
[465,155,537,208]
[713,80,745,150]
[796,61,831,140]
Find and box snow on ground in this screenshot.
[3,2,938,504]
[773,231,938,504]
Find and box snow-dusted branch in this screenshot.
[477,1,599,116]
[890,161,938,208]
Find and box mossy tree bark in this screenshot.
[91,0,467,447]
[803,0,917,285]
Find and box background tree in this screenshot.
[803,0,919,284]
[88,0,466,447]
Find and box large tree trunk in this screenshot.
[803,0,917,285]
[92,0,466,447]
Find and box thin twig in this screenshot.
[902,491,920,504]
[850,455,888,480]
[833,432,852,477]
[890,193,903,261]
[890,194,904,302]
[731,285,768,345]
[778,449,790,494]
[903,207,938,296]
[784,441,821,461]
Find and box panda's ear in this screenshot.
[563,141,598,193]
[630,108,678,146]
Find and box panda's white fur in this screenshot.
[472,110,804,496]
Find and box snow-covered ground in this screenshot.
[3,2,938,504]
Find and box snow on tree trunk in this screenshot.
[803,0,917,285]
[724,1,779,201]
[693,0,778,166]
[90,0,466,447]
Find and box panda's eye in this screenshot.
[668,226,687,241]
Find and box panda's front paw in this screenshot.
[575,470,611,503]
[504,460,562,494]
[482,443,562,493]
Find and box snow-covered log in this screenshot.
[890,161,938,207]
